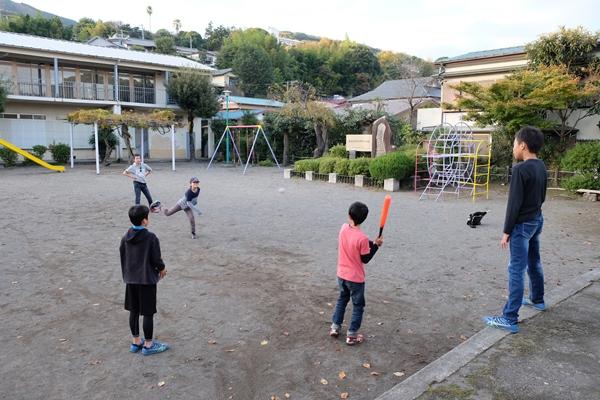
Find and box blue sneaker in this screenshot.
[142,341,169,356]
[129,339,145,353]
[522,298,546,311]
[483,316,519,333]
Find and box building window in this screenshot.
[0,113,46,120]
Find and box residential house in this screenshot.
[88,34,201,59]
[349,77,441,127]
[418,45,600,141]
[0,31,218,161]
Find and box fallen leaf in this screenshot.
[89,359,102,365]
[59,338,68,342]
[460,335,468,341]
[327,302,333,307]
[382,300,390,304]
[158,381,165,387]
[320,378,328,385]
[270,396,280,400]
[318,311,325,315]
[282,331,289,336]
[338,371,346,380]
[225,349,236,352]
[92,303,100,306]
[370,371,380,376]
[341,393,349,399]
[207,339,217,345]
[284,393,291,399]
[377,322,384,325]
[362,363,371,369]
[393,372,405,377]
[261,340,269,346]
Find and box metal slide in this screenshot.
[0,138,65,172]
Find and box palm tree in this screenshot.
[173,19,181,34]
[146,6,153,32]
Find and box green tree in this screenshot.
[72,18,115,42]
[204,22,233,51]
[526,26,600,77]
[0,14,70,40]
[378,51,434,80]
[232,44,273,97]
[176,31,203,49]
[166,68,220,161]
[155,35,176,54]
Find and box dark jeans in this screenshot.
[332,277,365,334]
[133,181,153,205]
[503,215,544,324]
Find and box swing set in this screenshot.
[207,125,280,174]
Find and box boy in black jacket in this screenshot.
[484,126,547,334]
[120,205,169,355]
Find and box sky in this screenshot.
[23,0,600,60]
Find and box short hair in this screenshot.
[349,202,369,225]
[129,205,149,226]
[515,126,544,154]
[133,154,141,158]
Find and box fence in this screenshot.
[289,170,384,190]
[490,166,577,186]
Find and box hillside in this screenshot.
[0,0,75,25]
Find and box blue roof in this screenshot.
[437,46,526,63]
[215,109,264,120]
[227,96,284,108]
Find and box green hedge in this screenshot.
[294,158,321,172]
[561,142,600,174]
[318,157,338,174]
[328,144,347,158]
[334,158,350,175]
[369,150,414,181]
[562,174,600,192]
[348,158,372,177]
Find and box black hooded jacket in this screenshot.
[119,228,165,285]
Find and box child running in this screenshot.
[330,201,383,345]
[484,126,547,334]
[119,205,169,355]
[163,177,202,239]
[123,154,160,211]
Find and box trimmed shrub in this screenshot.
[294,158,321,172]
[562,174,600,192]
[258,159,275,167]
[334,158,351,175]
[31,145,47,158]
[561,141,600,174]
[348,157,372,177]
[0,146,18,167]
[328,144,347,158]
[49,143,70,164]
[369,150,414,181]
[318,157,338,174]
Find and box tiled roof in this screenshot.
[437,46,526,63]
[349,77,440,102]
[0,31,213,71]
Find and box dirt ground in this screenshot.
[1,163,598,400]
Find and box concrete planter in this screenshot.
[355,175,365,187]
[328,173,337,183]
[384,178,399,192]
[283,168,292,179]
[305,171,314,181]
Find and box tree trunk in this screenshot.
[188,114,195,161]
[283,131,289,166]
[313,124,326,158]
[120,125,135,162]
[322,125,329,156]
[104,138,114,165]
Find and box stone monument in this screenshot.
[371,116,392,157]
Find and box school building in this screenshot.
[0,31,241,162]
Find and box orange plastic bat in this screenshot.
[378,195,392,237]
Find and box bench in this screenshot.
[577,189,600,201]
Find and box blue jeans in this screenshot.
[502,215,544,324]
[133,181,153,205]
[332,278,365,335]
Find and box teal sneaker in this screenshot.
[522,298,546,311]
[142,341,169,356]
[483,316,519,333]
[129,339,145,353]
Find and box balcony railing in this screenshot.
[5,80,161,105]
